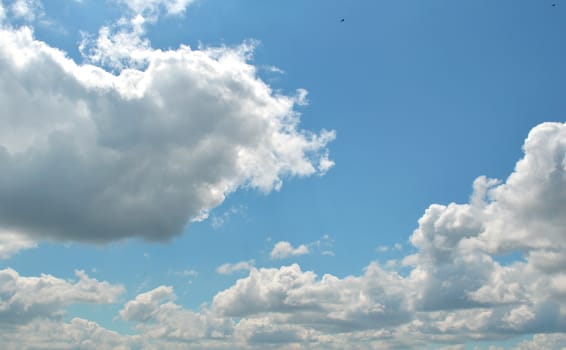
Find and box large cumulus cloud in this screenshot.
[0,17,334,243]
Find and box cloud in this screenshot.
[8,0,43,22]
[0,268,124,324]
[216,260,255,275]
[212,263,412,333]
[398,123,566,337]
[179,269,198,277]
[513,333,566,350]
[118,0,195,17]
[270,241,310,260]
[119,285,175,322]
[167,267,199,277]
[0,317,144,350]
[481,122,566,254]
[0,18,334,243]
[119,285,233,344]
[0,229,36,258]
[211,205,246,229]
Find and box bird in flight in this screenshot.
[340,18,345,23]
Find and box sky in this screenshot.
[0,0,565,349]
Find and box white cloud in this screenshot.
[0,268,124,324]
[119,285,175,322]
[399,123,566,337]
[9,0,43,22]
[118,0,195,17]
[270,241,310,260]
[262,64,285,74]
[0,229,36,258]
[212,263,412,333]
[119,285,233,345]
[0,22,334,243]
[481,122,566,254]
[216,260,255,275]
[79,17,152,71]
[0,317,145,350]
[317,151,335,175]
[79,0,193,70]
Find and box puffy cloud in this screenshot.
[99,267,415,348]
[212,263,412,333]
[0,268,124,324]
[0,317,144,350]
[393,123,566,343]
[0,23,334,243]
[481,122,566,253]
[119,285,175,322]
[270,241,310,260]
[119,286,234,344]
[216,260,255,275]
[0,229,36,259]
[213,264,318,317]
[403,123,566,314]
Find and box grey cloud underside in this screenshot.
[0,27,334,243]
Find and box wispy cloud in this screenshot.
[211,205,247,229]
[169,268,198,277]
[216,260,255,275]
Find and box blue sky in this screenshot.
[0,0,565,349]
